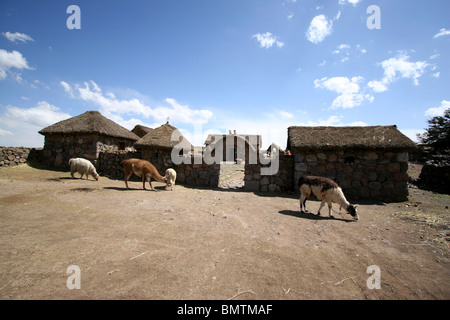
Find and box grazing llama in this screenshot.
[298,175,358,220]
[69,158,99,181]
[121,158,166,190]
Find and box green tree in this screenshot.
[417,108,450,151]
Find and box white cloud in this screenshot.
[3,101,70,128]
[338,0,362,6]
[60,81,74,98]
[430,53,440,60]
[368,53,429,93]
[432,72,440,78]
[252,32,284,48]
[400,129,422,143]
[332,44,350,54]
[314,76,373,109]
[0,102,71,147]
[0,128,13,136]
[279,110,294,119]
[367,80,388,93]
[0,49,33,81]
[2,32,34,43]
[380,53,428,86]
[433,28,450,39]
[31,79,49,90]
[164,98,214,125]
[297,115,367,127]
[425,100,450,117]
[306,15,333,44]
[64,80,214,128]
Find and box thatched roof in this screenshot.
[287,125,417,151]
[39,111,139,141]
[134,122,193,150]
[131,124,153,138]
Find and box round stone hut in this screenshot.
[38,111,139,167]
[134,121,194,173]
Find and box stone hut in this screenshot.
[287,125,417,201]
[39,111,139,167]
[204,131,262,163]
[134,122,194,173]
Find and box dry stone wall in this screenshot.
[244,155,294,192]
[97,152,220,188]
[0,147,31,167]
[174,157,221,187]
[0,147,44,168]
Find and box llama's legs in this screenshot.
[300,193,308,212]
[124,170,132,189]
[328,202,334,218]
[317,200,326,215]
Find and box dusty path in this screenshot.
[0,164,449,299]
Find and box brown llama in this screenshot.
[121,158,166,190]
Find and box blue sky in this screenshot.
[0,0,449,148]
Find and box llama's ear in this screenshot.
[354,204,359,208]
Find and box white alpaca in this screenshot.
[69,158,99,181]
[298,175,358,220]
[164,168,177,191]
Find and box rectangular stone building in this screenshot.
[287,125,417,202]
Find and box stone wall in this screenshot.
[292,148,410,201]
[244,154,294,192]
[174,157,220,187]
[0,147,44,168]
[97,151,220,188]
[0,147,31,167]
[96,150,141,178]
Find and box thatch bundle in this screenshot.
[287,125,417,151]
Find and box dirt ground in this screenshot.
[0,163,449,300]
